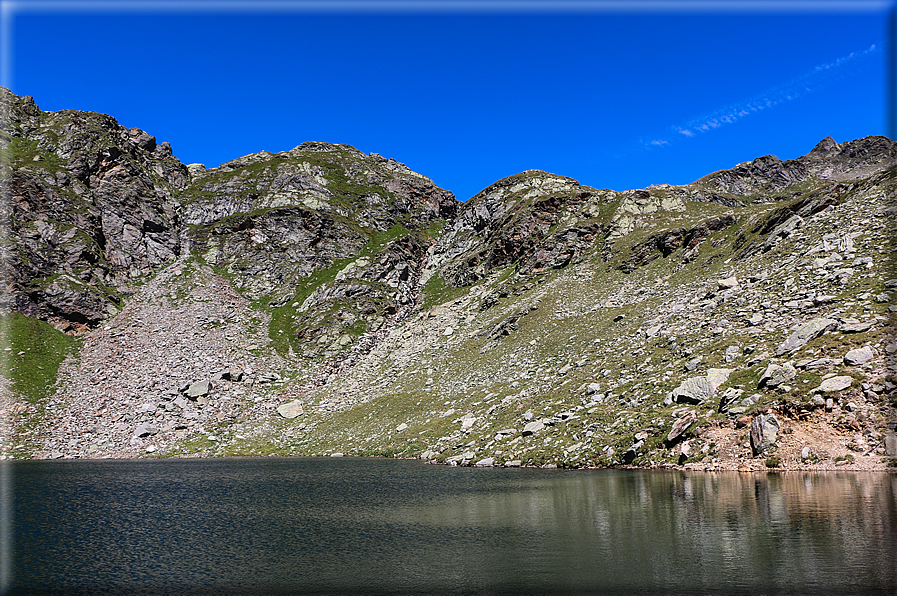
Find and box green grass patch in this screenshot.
[420,271,472,310]
[0,312,82,403]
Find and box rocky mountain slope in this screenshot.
[2,88,895,470]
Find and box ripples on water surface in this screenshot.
[3,458,895,595]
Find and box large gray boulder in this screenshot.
[812,376,853,394]
[670,377,715,404]
[668,369,730,405]
[776,318,837,356]
[844,346,874,366]
[750,414,780,455]
[277,400,304,419]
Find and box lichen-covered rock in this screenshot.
[277,400,304,419]
[668,369,730,405]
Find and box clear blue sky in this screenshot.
[4,1,893,201]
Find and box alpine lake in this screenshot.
[4,457,895,595]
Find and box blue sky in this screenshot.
[3,1,893,201]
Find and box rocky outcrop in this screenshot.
[421,171,608,287]
[697,136,895,197]
[1,88,187,331]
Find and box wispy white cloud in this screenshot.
[652,44,881,146]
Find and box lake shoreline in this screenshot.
[20,449,895,473]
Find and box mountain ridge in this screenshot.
[1,88,895,470]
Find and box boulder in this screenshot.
[750,413,780,455]
[494,428,517,440]
[707,368,732,390]
[840,320,874,333]
[725,346,742,362]
[747,313,764,326]
[134,422,159,438]
[585,383,602,395]
[276,400,304,419]
[621,439,644,464]
[844,346,874,366]
[669,376,715,404]
[718,276,739,289]
[184,380,211,398]
[885,435,897,457]
[813,376,853,394]
[717,387,744,413]
[522,420,544,436]
[668,370,729,405]
[776,318,837,356]
[666,411,697,444]
[759,362,796,388]
[459,414,476,432]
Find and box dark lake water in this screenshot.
[3,457,895,595]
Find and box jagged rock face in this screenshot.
[181,142,456,229]
[179,141,458,357]
[1,88,187,331]
[697,136,896,197]
[422,170,616,287]
[1,88,458,341]
[183,142,456,302]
